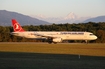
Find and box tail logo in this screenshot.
[14,23,21,31]
[15,24,19,29]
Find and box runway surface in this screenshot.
[0,52,105,69]
[0,42,105,69]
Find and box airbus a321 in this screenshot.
[11,19,97,44]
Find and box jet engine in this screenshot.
[53,38,62,42]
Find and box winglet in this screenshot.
[12,19,25,32]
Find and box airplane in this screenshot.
[11,19,97,44]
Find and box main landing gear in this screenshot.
[48,41,57,44]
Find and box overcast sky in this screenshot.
[0,0,105,17]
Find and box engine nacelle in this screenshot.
[53,38,62,42]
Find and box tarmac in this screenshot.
[0,52,105,69]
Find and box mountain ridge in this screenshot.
[34,12,105,23]
[0,10,49,26]
[0,10,105,26]
[34,12,89,23]
[84,16,105,23]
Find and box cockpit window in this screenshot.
[90,34,94,36]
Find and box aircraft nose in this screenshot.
[94,36,97,40]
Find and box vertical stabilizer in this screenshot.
[12,19,25,32]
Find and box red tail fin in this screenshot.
[12,19,25,32]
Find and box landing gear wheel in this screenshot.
[53,42,57,44]
[48,41,53,44]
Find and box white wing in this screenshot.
[34,33,57,38]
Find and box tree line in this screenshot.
[0,22,105,43]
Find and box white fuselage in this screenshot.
[11,31,97,41]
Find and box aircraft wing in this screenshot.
[34,33,57,38]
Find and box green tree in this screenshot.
[96,30,105,43]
